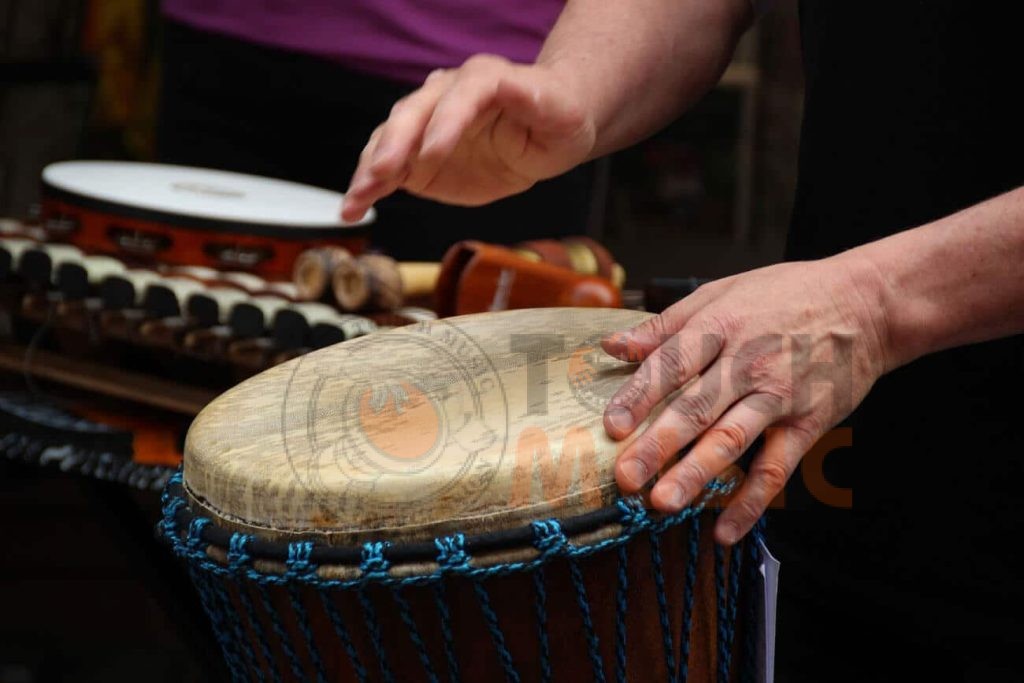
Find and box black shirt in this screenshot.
[777,2,1024,678]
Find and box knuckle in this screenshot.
[638,435,674,469]
[790,415,824,444]
[638,313,671,343]
[692,282,712,298]
[744,392,784,419]
[672,391,716,431]
[703,311,742,339]
[626,317,667,348]
[734,496,765,524]
[389,97,411,117]
[707,422,749,460]
[735,350,777,389]
[358,142,375,163]
[677,459,710,491]
[655,341,689,381]
[754,459,791,494]
[425,68,448,83]
[463,53,506,72]
[615,375,654,412]
[764,379,794,405]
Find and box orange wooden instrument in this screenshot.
[434,241,621,317]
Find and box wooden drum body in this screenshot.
[161,309,764,682]
[40,162,373,280]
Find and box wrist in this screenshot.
[533,57,608,160]
[838,239,932,372]
[822,248,900,375]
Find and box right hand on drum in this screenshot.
[340,55,597,222]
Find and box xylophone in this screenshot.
[1,222,430,386]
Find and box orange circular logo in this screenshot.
[357,381,441,461]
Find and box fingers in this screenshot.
[370,79,449,178]
[615,359,734,493]
[342,127,390,221]
[343,56,567,221]
[419,56,567,161]
[492,69,589,136]
[714,423,819,545]
[601,281,725,362]
[648,393,782,510]
[342,71,452,222]
[603,321,724,440]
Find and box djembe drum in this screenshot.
[160,308,764,682]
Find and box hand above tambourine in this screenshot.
[341,56,596,222]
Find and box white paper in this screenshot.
[756,538,780,683]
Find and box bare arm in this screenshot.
[860,186,1024,370]
[341,0,752,221]
[539,0,752,157]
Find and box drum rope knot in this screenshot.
[186,517,211,553]
[530,519,570,557]
[615,496,649,530]
[161,496,186,541]
[285,541,318,581]
[360,541,392,578]
[434,533,470,571]
[227,533,254,572]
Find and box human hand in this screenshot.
[602,256,892,544]
[340,55,596,222]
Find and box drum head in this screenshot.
[184,308,657,544]
[42,161,375,232]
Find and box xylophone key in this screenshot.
[56,255,126,300]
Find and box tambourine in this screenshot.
[39,161,374,280]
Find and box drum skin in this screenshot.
[177,308,754,682]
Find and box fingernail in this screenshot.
[620,458,648,488]
[606,407,634,434]
[661,484,686,511]
[341,206,364,222]
[604,331,629,351]
[718,519,739,545]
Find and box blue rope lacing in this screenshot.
[434,534,468,683]
[473,578,520,683]
[358,542,395,683]
[614,543,629,683]
[318,589,369,683]
[649,530,677,681]
[532,518,606,682]
[186,518,246,682]
[678,515,701,683]
[719,543,743,683]
[256,582,305,681]
[392,585,440,683]
[227,534,279,683]
[532,566,553,683]
[160,473,761,682]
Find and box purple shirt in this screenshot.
[163,0,563,85]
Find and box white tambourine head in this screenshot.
[43,161,375,229]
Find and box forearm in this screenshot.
[537,0,752,158]
[849,187,1024,370]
